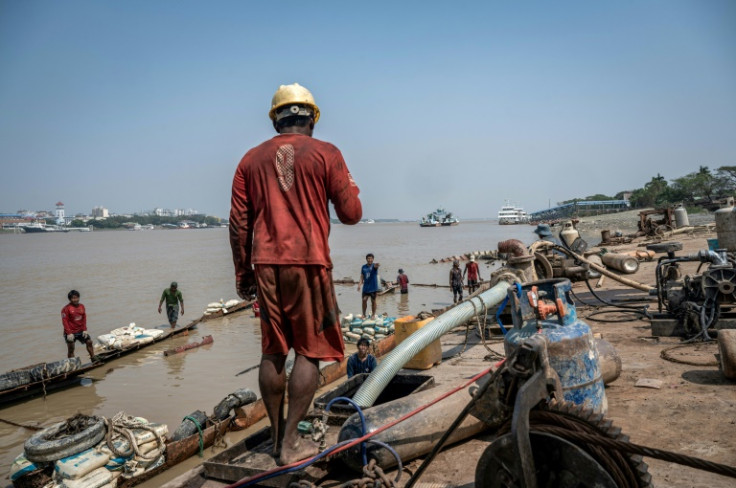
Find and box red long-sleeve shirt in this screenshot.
[230,133,362,283]
[61,303,87,335]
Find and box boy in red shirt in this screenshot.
[463,255,482,294]
[61,290,96,362]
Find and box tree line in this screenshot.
[55,214,223,229]
[560,165,736,209]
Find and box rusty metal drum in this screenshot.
[503,279,607,414]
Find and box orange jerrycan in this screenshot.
[393,315,442,370]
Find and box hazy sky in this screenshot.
[1,1,734,220]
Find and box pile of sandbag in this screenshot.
[341,314,396,344]
[203,298,242,315]
[10,413,167,488]
[97,323,165,351]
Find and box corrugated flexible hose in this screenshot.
[352,281,512,407]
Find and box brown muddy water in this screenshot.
[0,222,536,481]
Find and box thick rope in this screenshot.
[183,415,205,457]
[102,412,165,460]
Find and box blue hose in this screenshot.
[325,396,367,466]
[367,439,403,482]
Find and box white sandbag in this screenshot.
[345,332,361,341]
[375,327,389,335]
[60,467,112,488]
[205,307,222,313]
[55,448,110,480]
[207,302,223,308]
[132,335,154,346]
[375,334,387,340]
[96,334,117,348]
[361,333,374,341]
[136,439,162,456]
[362,328,375,336]
[224,299,240,308]
[361,319,376,327]
[136,452,164,469]
[142,329,164,339]
[131,423,168,445]
[10,452,42,482]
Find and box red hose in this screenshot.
[226,362,503,488]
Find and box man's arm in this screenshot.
[178,291,184,315]
[158,290,165,313]
[230,162,257,299]
[326,148,362,225]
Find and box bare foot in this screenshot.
[278,438,319,466]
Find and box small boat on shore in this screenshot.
[0,320,201,406]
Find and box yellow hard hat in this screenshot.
[269,83,320,123]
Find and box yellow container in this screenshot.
[393,315,442,370]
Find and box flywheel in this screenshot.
[475,400,652,488]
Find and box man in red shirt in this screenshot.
[463,255,482,294]
[61,290,96,362]
[230,83,362,465]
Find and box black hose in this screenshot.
[585,309,645,323]
[584,279,651,319]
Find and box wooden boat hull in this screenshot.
[1,319,202,406]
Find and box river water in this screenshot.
[0,221,535,480]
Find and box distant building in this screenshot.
[92,206,109,218]
[55,202,66,225]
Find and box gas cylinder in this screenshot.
[559,221,578,248]
[715,198,736,251]
[503,278,607,414]
[674,204,690,228]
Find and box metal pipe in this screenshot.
[352,281,512,407]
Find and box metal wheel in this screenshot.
[533,252,554,280]
[475,400,652,488]
[475,431,617,488]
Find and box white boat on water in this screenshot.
[497,201,530,225]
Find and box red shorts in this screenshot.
[255,264,344,362]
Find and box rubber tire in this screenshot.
[24,417,106,462]
[0,370,32,391]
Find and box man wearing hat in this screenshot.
[533,224,561,245]
[463,255,481,294]
[158,282,184,328]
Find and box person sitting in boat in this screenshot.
[158,281,184,328]
[347,338,378,378]
[396,268,409,294]
[358,253,380,317]
[61,290,97,362]
[463,256,481,294]
[450,260,463,303]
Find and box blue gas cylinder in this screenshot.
[504,278,607,413]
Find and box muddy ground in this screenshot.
[415,220,735,488]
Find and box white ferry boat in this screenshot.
[497,201,530,225]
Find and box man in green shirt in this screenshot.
[158,282,184,328]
